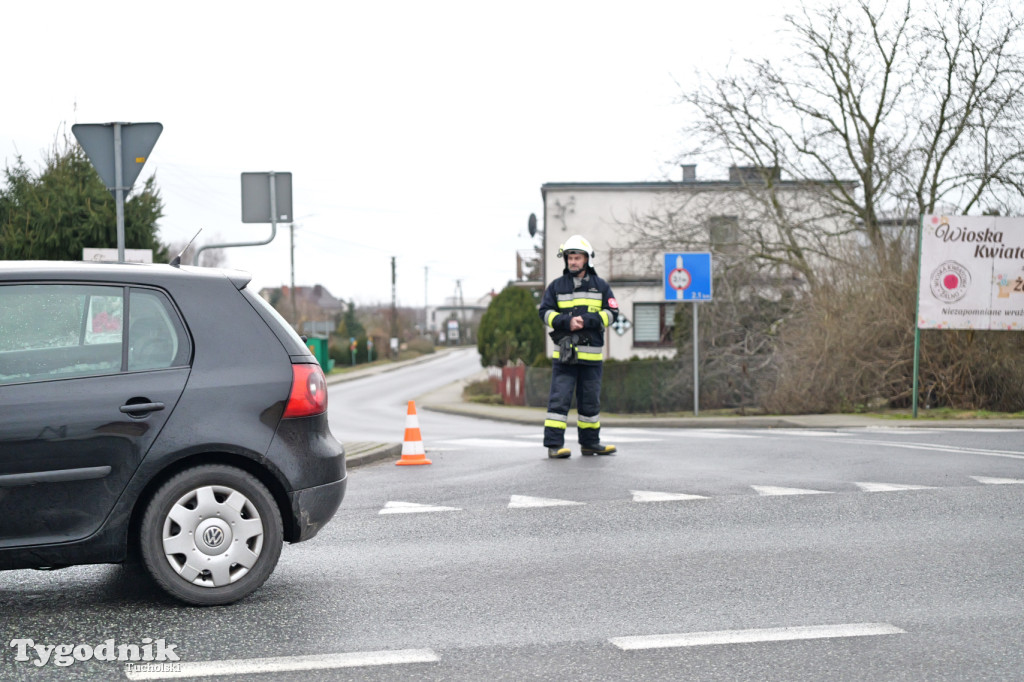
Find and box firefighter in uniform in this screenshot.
[539,234,619,459]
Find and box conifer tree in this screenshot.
[477,285,544,367]
[0,135,167,261]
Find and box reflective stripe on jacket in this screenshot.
[538,269,618,364]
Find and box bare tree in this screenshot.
[676,0,1024,270]
[165,236,227,268]
[624,180,854,292]
[625,0,1024,412]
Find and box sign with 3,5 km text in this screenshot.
[664,252,712,301]
[918,215,1024,330]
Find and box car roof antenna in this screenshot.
[170,229,203,268]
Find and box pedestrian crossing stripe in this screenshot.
[970,476,1024,485]
[508,495,584,508]
[630,490,708,502]
[610,622,905,650]
[751,485,831,496]
[379,501,461,514]
[745,429,845,437]
[854,482,935,492]
[374,475,1015,514]
[438,437,661,448]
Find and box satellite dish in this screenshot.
[528,213,537,237]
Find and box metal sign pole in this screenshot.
[113,123,125,262]
[911,215,925,418]
[693,301,700,416]
[264,172,289,321]
[72,121,162,264]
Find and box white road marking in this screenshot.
[441,436,663,448]
[609,622,904,651]
[595,436,662,443]
[439,438,539,448]
[748,429,844,437]
[123,649,439,680]
[630,490,708,502]
[379,501,461,514]
[863,427,1022,433]
[751,485,831,496]
[379,473,1013,516]
[837,437,1024,461]
[854,482,935,493]
[508,495,584,508]
[970,476,1024,485]
[673,431,756,439]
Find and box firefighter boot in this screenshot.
[547,447,571,459]
[581,443,617,456]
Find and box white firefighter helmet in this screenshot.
[557,234,596,267]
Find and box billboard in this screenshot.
[918,215,1024,330]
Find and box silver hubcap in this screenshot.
[161,484,265,587]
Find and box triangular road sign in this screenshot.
[72,122,162,190]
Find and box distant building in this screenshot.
[427,290,495,345]
[259,284,345,336]
[540,166,857,360]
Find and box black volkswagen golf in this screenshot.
[0,261,346,605]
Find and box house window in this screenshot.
[708,215,739,254]
[633,303,675,347]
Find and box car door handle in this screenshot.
[119,401,165,415]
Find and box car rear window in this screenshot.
[242,289,314,358]
[127,288,191,371]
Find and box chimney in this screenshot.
[729,165,781,182]
[681,164,697,182]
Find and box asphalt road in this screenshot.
[327,348,486,445]
[2,352,1022,681]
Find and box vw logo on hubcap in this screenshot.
[195,518,232,555]
[202,526,225,548]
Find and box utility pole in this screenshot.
[390,256,398,357]
[289,221,296,322]
[455,279,464,344]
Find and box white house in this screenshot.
[427,290,494,344]
[540,166,856,360]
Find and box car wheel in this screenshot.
[140,465,283,606]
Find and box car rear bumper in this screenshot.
[289,475,347,542]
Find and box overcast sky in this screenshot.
[3,0,798,307]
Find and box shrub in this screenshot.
[462,379,502,404]
[405,336,436,355]
[767,252,1024,413]
[477,286,545,367]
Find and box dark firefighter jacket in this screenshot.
[538,268,619,363]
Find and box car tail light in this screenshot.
[283,363,328,418]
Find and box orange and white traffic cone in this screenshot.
[396,400,432,466]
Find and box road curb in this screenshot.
[326,348,463,386]
[419,398,1024,430]
[344,442,402,468]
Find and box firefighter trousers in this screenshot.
[543,361,603,449]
